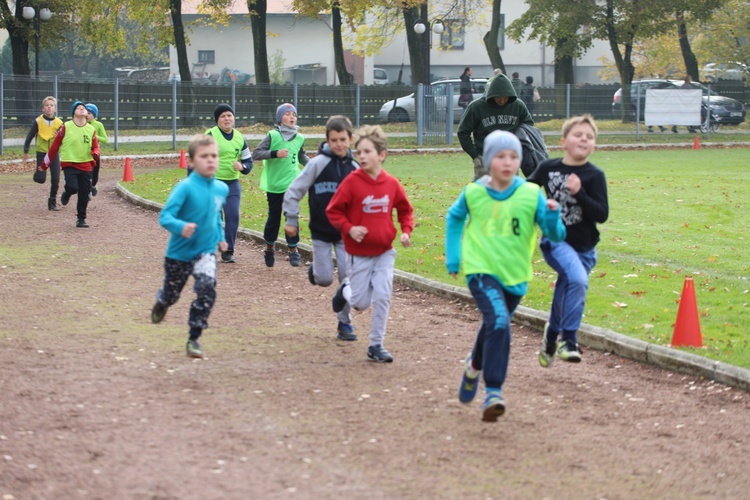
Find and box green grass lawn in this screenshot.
[125,148,750,368]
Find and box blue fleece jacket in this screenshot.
[159,173,229,261]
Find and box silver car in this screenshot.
[379,78,489,123]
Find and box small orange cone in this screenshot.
[122,157,134,182]
[179,148,187,169]
[671,277,702,347]
[693,136,700,150]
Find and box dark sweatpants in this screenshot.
[63,168,92,220]
[37,152,60,199]
[264,191,299,248]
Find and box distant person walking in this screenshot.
[682,75,699,133]
[459,67,473,110]
[520,76,536,117]
[510,72,524,98]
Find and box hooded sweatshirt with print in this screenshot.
[457,73,534,160]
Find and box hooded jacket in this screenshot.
[457,74,534,160]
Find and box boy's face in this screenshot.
[561,123,596,162]
[355,138,386,175]
[488,149,520,186]
[492,96,510,106]
[86,111,94,122]
[74,105,88,119]
[217,111,234,133]
[280,111,297,127]
[42,100,56,117]
[327,129,352,158]
[191,144,219,178]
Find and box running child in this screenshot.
[526,114,609,366]
[282,115,359,341]
[326,125,414,363]
[84,103,108,197]
[38,101,100,228]
[150,135,229,359]
[446,130,565,422]
[24,96,63,211]
[252,103,309,267]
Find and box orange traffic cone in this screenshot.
[122,157,134,182]
[179,148,187,169]
[671,277,702,347]
[693,136,700,150]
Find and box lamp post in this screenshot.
[22,6,52,77]
[413,18,444,85]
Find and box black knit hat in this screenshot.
[214,103,234,122]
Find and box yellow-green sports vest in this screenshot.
[462,181,540,286]
[60,121,96,163]
[36,115,63,153]
[206,126,246,181]
[260,130,305,193]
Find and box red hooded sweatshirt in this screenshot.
[326,168,414,257]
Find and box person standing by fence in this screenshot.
[459,67,473,110]
[520,76,536,118]
[24,96,63,211]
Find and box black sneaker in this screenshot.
[264,249,275,267]
[367,344,394,363]
[557,340,583,363]
[61,191,70,206]
[332,281,348,313]
[289,251,301,267]
[48,198,59,211]
[308,265,316,285]
[76,219,89,228]
[221,251,236,263]
[336,322,357,341]
[91,185,98,196]
[151,302,167,323]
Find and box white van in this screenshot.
[373,68,390,85]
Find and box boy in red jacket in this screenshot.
[326,125,414,363]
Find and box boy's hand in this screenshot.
[284,224,298,238]
[218,241,228,252]
[181,222,197,238]
[400,233,411,248]
[565,173,581,195]
[277,149,289,158]
[233,161,243,171]
[546,198,559,211]
[349,226,368,243]
[23,153,30,163]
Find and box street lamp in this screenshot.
[22,6,52,77]
[413,18,444,85]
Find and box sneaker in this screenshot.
[458,355,479,404]
[186,340,204,359]
[367,344,394,363]
[76,219,89,228]
[672,126,679,134]
[332,281,348,313]
[60,191,70,206]
[151,302,167,324]
[647,126,654,133]
[482,393,506,422]
[91,185,98,197]
[538,322,556,368]
[336,322,357,341]
[48,198,59,211]
[264,249,275,267]
[221,251,236,263]
[557,340,583,363]
[289,251,301,267]
[308,265,316,285]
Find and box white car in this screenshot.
[379,78,489,123]
[702,62,748,82]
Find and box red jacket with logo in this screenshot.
[326,168,414,256]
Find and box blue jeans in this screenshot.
[221,179,241,252]
[467,275,522,391]
[541,238,597,345]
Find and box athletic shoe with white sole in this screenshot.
[482,393,506,422]
[367,344,393,363]
[458,355,479,403]
[186,340,204,359]
[557,340,582,363]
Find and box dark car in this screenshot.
[612,79,746,130]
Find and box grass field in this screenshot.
[125,148,750,368]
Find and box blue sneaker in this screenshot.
[367,344,394,363]
[482,393,506,422]
[289,251,301,267]
[332,280,348,313]
[336,322,357,341]
[458,355,479,404]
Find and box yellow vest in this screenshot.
[36,115,63,153]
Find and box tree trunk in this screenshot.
[249,0,273,122]
[605,0,636,122]
[169,0,191,83]
[402,5,427,85]
[483,0,505,74]
[554,38,574,84]
[6,10,31,76]
[332,3,352,85]
[677,11,699,81]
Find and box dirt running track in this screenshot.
[1,161,748,499]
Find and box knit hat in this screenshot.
[70,100,86,117]
[276,103,297,124]
[85,103,99,118]
[482,130,523,168]
[213,103,234,122]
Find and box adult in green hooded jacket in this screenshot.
[458,73,534,180]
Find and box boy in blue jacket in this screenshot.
[151,135,229,359]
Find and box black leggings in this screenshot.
[37,152,60,199]
[264,191,299,248]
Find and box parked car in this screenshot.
[702,62,748,82]
[379,78,488,123]
[373,68,390,85]
[611,79,746,130]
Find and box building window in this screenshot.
[198,50,215,64]
[440,20,465,50]
[497,14,505,51]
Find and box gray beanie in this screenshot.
[482,130,523,168]
[276,103,297,124]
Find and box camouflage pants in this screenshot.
[156,253,217,330]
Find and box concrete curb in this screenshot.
[116,182,750,392]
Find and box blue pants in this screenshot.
[541,238,597,345]
[264,191,299,248]
[467,275,522,391]
[221,179,241,252]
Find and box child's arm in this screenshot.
[569,171,609,224]
[22,120,39,162]
[535,190,566,242]
[96,122,109,144]
[237,139,253,174]
[41,125,65,170]
[298,146,310,166]
[444,189,470,275]
[91,134,100,162]
[216,193,228,251]
[394,182,414,247]
[283,159,323,236]
[251,134,274,161]
[159,183,190,236]
[325,181,354,237]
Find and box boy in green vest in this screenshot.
[23,96,63,211]
[38,101,100,228]
[445,130,565,422]
[85,103,108,198]
[252,103,309,267]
